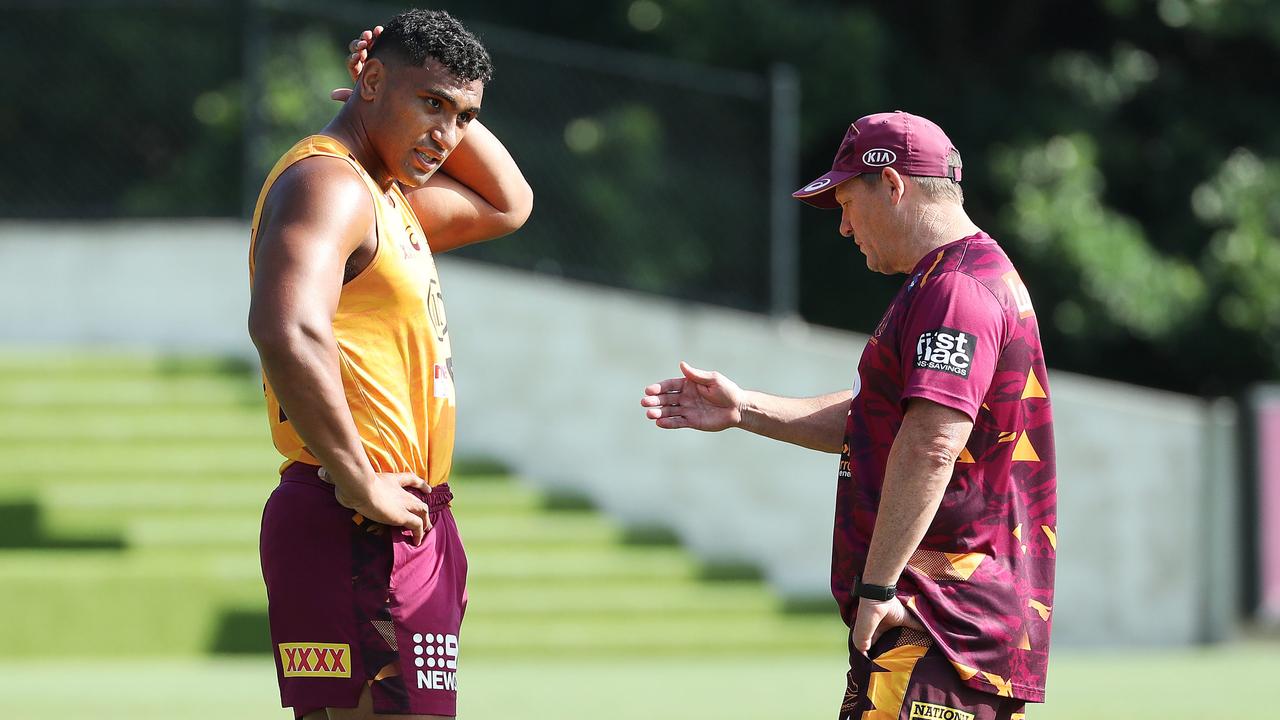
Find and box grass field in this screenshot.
[4,353,1275,718]
[1,644,1277,719]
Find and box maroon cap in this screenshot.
[793,111,962,209]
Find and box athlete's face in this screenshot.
[364,57,484,187]
[833,172,906,274]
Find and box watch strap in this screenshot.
[853,575,896,601]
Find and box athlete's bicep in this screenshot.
[250,158,373,337]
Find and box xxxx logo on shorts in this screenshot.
[279,642,351,678]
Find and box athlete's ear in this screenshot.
[358,58,387,101]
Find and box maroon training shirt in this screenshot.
[834,232,1057,702]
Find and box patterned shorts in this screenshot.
[260,462,467,718]
[839,627,1026,720]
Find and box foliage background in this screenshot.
[3,0,1277,394]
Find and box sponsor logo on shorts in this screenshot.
[412,631,458,692]
[910,702,974,720]
[279,642,350,678]
[840,670,860,712]
[863,148,897,166]
[914,326,977,378]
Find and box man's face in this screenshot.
[834,176,899,274]
[366,57,484,187]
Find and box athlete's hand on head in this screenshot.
[850,596,925,656]
[641,361,743,432]
[330,25,383,102]
[319,467,433,545]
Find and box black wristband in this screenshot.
[853,575,896,601]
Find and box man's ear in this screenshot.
[882,167,906,205]
[358,58,387,101]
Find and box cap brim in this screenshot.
[792,171,857,209]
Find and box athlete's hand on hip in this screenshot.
[641,361,743,431]
[851,596,926,656]
[330,26,383,102]
[320,467,432,545]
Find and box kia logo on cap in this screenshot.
[862,149,897,166]
[802,178,831,192]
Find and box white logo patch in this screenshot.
[914,327,976,378]
[862,148,897,166]
[412,632,458,692]
[802,177,832,192]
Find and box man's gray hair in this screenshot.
[858,150,964,206]
[911,175,964,206]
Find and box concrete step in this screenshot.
[0,551,841,658]
[0,409,266,442]
[0,353,253,380]
[0,376,262,408]
[0,442,280,480]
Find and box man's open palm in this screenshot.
[641,361,743,432]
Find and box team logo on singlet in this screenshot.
[412,631,458,691]
[914,326,977,378]
[427,279,448,341]
[910,701,974,720]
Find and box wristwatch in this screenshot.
[853,575,896,601]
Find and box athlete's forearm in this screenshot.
[252,322,376,491]
[441,121,530,210]
[861,400,972,587]
[737,390,850,453]
[433,120,532,250]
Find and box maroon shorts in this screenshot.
[839,627,1026,720]
[260,462,467,718]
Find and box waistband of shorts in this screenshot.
[281,462,453,508]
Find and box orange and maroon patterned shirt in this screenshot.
[834,232,1056,702]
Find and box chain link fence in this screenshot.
[2,0,797,313]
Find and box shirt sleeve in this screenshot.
[899,270,1006,421]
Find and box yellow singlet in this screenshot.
[248,135,456,487]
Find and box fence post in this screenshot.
[769,63,800,319]
[1200,396,1241,642]
[241,0,268,217]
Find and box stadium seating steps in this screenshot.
[0,353,842,658]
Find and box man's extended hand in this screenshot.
[330,26,383,102]
[319,467,432,545]
[641,361,743,431]
[850,595,926,656]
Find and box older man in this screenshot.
[642,111,1055,720]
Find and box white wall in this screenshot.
[0,221,1238,646]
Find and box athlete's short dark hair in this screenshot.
[370,9,493,84]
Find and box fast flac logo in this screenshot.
[279,643,351,678]
[910,702,974,720]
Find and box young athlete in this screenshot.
[249,10,531,719]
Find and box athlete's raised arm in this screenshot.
[640,361,851,453]
[248,158,432,544]
[404,118,533,251]
[336,27,533,252]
